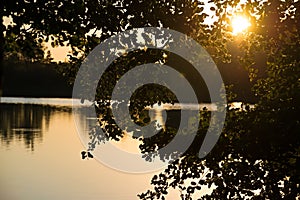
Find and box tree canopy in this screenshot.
[2,0,300,199]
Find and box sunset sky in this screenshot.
[3,0,251,63]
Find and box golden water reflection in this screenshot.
[0,101,213,199]
[0,103,158,200]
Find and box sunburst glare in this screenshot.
[231,15,251,35]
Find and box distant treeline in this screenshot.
[2,60,257,102]
[2,61,72,98]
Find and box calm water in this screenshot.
[0,98,163,200]
[0,97,216,200]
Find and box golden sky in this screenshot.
[3,0,251,63]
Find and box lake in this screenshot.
[0,98,163,200]
[0,97,217,200]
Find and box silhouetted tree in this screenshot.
[138,1,300,199]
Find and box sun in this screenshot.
[231,16,251,35]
